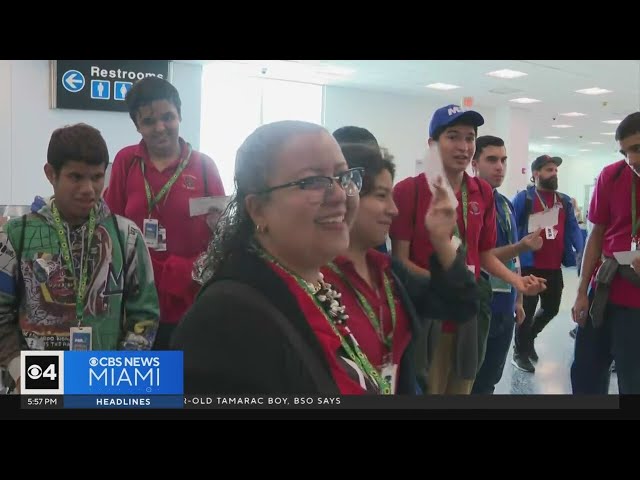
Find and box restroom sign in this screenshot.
[51,60,171,112]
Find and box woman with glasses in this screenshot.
[173,120,379,394]
[321,143,478,394]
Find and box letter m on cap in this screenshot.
[448,106,462,116]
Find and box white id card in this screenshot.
[143,219,159,248]
[545,227,557,240]
[156,226,167,252]
[70,326,92,351]
[528,206,559,233]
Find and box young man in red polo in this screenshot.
[571,112,640,394]
[390,104,545,394]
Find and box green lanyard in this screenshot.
[51,203,96,326]
[140,144,193,216]
[453,181,468,248]
[496,197,512,243]
[259,250,391,394]
[327,262,397,350]
[633,177,639,238]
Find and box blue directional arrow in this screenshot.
[62,70,85,93]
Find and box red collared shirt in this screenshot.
[532,190,566,270]
[321,249,412,388]
[105,138,225,259]
[104,138,225,324]
[589,160,640,309]
[390,172,496,332]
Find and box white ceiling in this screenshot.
[195,60,640,158]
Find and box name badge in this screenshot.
[156,226,167,252]
[490,259,516,293]
[70,326,92,351]
[143,219,159,248]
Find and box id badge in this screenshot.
[70,326,92,351]
[380,361,398,394]
[491,259,515,293]
[451,235,462,251]
[545,227,556,240]
[632,238,639,252]
[156,226,167,252]
[143,219,159,248]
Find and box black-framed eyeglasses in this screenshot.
[256,167,364,197]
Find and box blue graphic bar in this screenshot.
[64,351,183,395]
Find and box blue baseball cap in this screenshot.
[429,104,485,138]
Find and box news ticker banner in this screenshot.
[18,351,620,410]
[22,396,620,410]
[20,350,183,409]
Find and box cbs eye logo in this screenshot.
[24,356,59,390]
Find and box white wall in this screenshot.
[324,86,496,184]
[0,60,202,206]
[556,151,621,211]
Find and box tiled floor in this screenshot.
[494,267,619,395]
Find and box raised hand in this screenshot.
[425,176,457,243]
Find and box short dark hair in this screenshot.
[47,123,109,174]
[474,135,505,160]
[431,118,478,141]
[125,76,182,127]
[615,112,640,142]
[333,126,379,147]
[339,143,395,196]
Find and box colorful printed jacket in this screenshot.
[0,197,160,382]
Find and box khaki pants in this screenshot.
[427,332,475,395]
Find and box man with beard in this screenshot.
[511,155,584,372]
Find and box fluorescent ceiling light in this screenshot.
[486,69,527,79]
[602,119,622,124]
[552,124,573,128]
[510,97,541,104]
[600,132,616,136]
[589,142,604,145]
[425,83,460,90]
[544,136,562,139]
[579,149,592,152]
[560,112,586,117]
[576,87,612,95]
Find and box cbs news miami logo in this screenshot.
[20,351,183,395]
